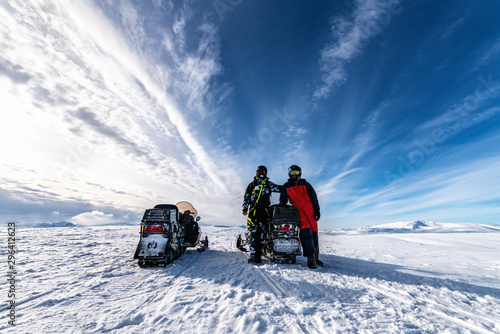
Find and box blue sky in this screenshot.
[1,0,500,229]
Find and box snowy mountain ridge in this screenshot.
[334,220,500,234]
[31,221,76,228]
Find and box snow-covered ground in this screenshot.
[2,221,500,333]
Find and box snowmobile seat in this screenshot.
[270,205,300,224]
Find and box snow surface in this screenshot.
[2,222,500,333]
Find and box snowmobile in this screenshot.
[236,204,302,264]
[134,201,208,267]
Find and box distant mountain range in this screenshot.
[335,221,500,234]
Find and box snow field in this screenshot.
[1,223,499,333]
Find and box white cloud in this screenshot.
[70,211,116,225]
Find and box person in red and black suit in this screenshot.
[280,165,323,269]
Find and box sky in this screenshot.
[1,0,500,229]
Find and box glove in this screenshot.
[242,208,248,216]
[314,209,320,221]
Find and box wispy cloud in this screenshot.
[317,167,363,198]
[474,37,500,70]
[0,58,32,83]
[0,0,240,223]
[415,75,500,137]
[330,137,500,227]
[346,101,388,168]
[70,107,157,165]
[314,0,402,100]
[159,4,228,121]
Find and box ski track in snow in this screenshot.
[1,224,499,333]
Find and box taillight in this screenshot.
[145,225,163,233]
[279,224,294,231]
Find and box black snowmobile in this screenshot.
[134,201,208,267]
[236,204,302,263]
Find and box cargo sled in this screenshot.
[236,204,302,264]
[134,202,208,267]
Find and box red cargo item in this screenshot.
[279,224,295,231]
[145,225,163,233]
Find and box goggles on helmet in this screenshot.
[289,170,301,176]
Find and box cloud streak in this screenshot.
[314,0,403,100]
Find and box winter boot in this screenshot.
[307,256,317,269]
[315,251,323,267]
[248,256,262,264]
[248,251,262,264]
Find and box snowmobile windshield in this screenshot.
[176,201,197,218]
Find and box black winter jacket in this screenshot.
[242,177,282,211]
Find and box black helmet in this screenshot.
[256,165,267,179]
[288,165,301,181]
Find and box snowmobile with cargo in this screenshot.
[236,204,302,263]
[134,201,208,267]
